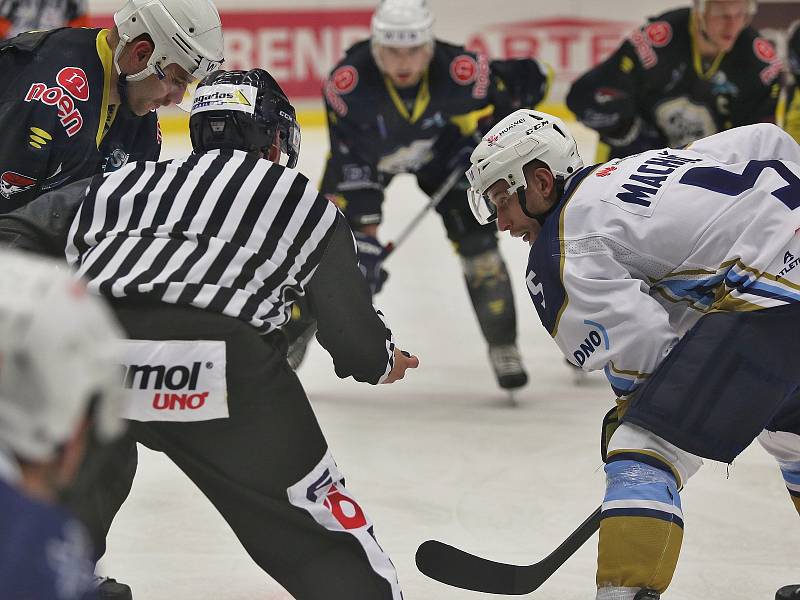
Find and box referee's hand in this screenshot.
[382,348,419,384]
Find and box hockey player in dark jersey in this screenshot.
[782,22,800,144]
[567,0,783,160]
[0,0,89,40]
[305,0,548,392]
[0,0,223,213]
[0,67,418,600]
[0,250,125,600]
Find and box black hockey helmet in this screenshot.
[189,68,300,168]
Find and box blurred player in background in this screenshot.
[568,0,783,160]
[289,0,550,393]
[0,0,89,40]
[0,250,125,600]
[466,109,800,600]
[0,0,223,212]
[782,21,800,143]
[0,67,418,600]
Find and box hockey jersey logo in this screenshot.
[24,67,89,137]
[645,22,672,48]
[331,66,359,95]
[0,170,37,198]
[56,67,90,102]
[629,22,672,69]
[450,55,478,85]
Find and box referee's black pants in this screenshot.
[74,302,400,600]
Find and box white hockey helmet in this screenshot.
[466,109,583,225]
[370,0,435,48]
[0,251,125,463]
[114,0,224,82]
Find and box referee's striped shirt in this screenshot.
[65,149,339,335]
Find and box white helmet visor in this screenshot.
[465,166,499,225]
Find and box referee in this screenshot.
[0,68,417,600]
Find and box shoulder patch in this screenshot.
[56,67,89,102]
[752,37,782,85]
[450,54,478,85]
[753,37,778,63]
[628,22,668,69]
[0,171,37,199]
[645,21,672,48]
[331,65,359,95]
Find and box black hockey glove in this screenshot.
[354,231,389,296]
[600,396,631,463]
[490,58,548,112]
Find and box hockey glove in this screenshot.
[354,231,389,296]
[490,58,548,112]
[600,396,631,463]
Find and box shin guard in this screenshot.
[460,248,517,346]
[597,454,683,595]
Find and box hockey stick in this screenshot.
[384,163,466,257]
[415,505,601,595]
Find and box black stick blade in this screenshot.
[415,507,601,595]
[415,540,523,595]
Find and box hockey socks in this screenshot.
[597,454,683,598]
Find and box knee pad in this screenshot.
[609,422,703,487]
[460,248,507,285]
[450,224,498,257]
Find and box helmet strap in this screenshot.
[517,179,563,226]
[115,74,137,117]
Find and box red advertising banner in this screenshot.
[92,7,799,104]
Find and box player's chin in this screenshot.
[510,230,532,245]
[391,74,420,88]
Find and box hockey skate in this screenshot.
[777,585,800,599]
[633,589,660,600]
[95,576,133,600]
[488,344,528,399]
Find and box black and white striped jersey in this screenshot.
[65,149,339,335]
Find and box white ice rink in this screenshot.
[97,125,799,599]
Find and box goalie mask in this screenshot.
[189,69,301,168]
[466,110,583,225]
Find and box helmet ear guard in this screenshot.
[465,109,583,225]
[189,69,301,168]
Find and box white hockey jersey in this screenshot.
[527,123,800,396]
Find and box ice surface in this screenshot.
[97,125,799,600]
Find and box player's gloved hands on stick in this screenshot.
[354,230,389,295]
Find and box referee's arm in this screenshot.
[307,212,413,384]
[0,178,91,256]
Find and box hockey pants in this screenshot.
[71,302,402,600]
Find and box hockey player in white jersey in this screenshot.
[466,110,800,600]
